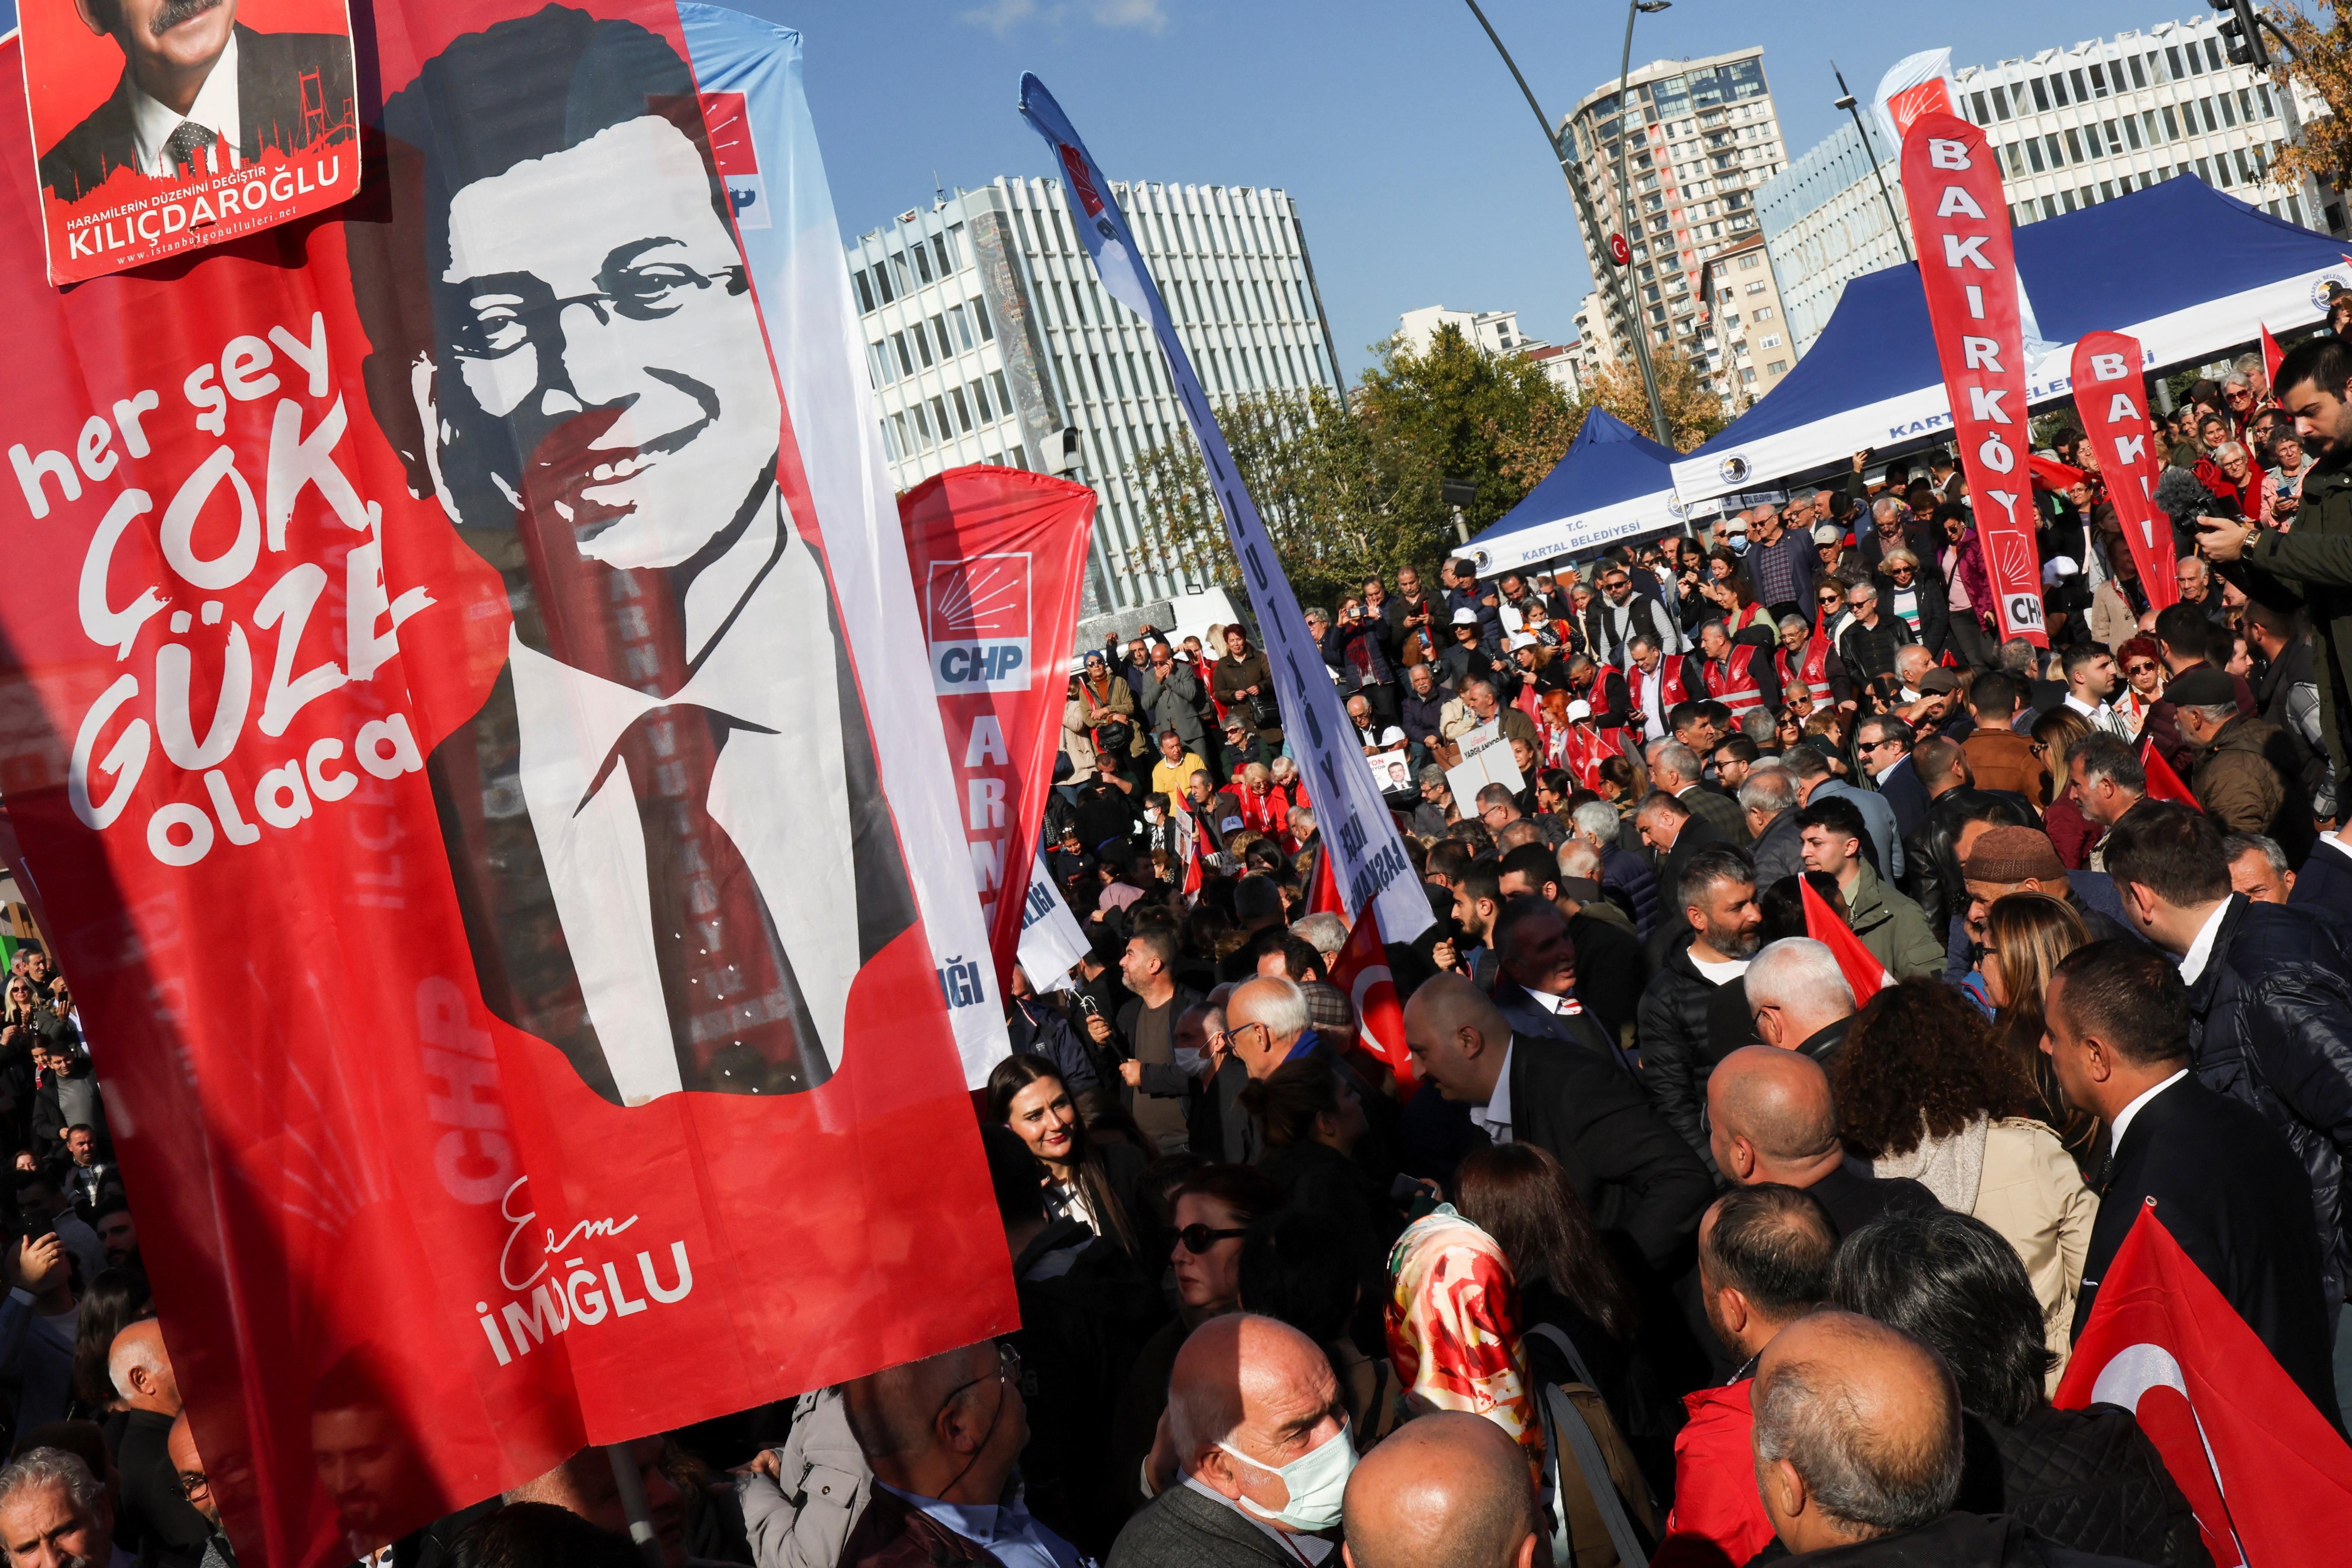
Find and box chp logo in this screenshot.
[926,553,1034,694]
[697,92,768,231]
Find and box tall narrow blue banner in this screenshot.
[1016,77,1432,943]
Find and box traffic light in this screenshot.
[2213,0,2271,70]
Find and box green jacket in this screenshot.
[1844,859,1944,980]
[2245,458,2352,781]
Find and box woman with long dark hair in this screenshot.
[68,1268,151,1424]
[1455,1142,1675,1499]
[1980,892,2100,1179]
[985,1053,1143,1259]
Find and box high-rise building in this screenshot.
[845,177,1343,612]
[1759,13,2337,362]
[1701,235,1795,409]
[1558,47,1789,406]
[1396,305,1587,399]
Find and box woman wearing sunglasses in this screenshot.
[2114,635,2165,739]
[985,1054,1145,1260]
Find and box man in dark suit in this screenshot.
[1115,1314,1354,1568]
[2293,826,2352,924]
[1634,790,1733,961]
[38,3,355,203]
[359,10,918,1105]
[1707,1046,1939,1238]
[2048,940,2343,1432]
[1489,862,1645,1054]
[1856,715,1932,843]
[1404,974,1712,1276]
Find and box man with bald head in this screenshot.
[110,1320,212,1568]
[1405,973,1710,1275]
[1113,1314,1354,1568]
[1655,1186,1838,1568]
[1340,1411,1538,1568]
[1706,1047,1938,1238]
[1751,1312,2008,1561]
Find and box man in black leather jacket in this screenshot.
[1637,845,1761,1169]
[1900,736,2040,952]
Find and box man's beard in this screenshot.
[1717,925,1762,960]
[152,0,221,37]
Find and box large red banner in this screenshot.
[899,467,1095,997]
[2058,1202,2352,1565]
[2070,332,2179,613]
[1904,110,2046,646]
[0,6,1013,1565]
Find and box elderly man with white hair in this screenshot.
[1740,766,1805,886]
[1570,799,1660,940]
[1743,938,1856,1064]
[1115,1314,1354,1568]
[0,1448,123,1568]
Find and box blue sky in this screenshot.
[6,0,2188,374]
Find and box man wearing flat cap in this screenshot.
[2170,665,2313,858]
[1958,824,2137,956]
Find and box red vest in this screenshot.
[1776,636,1829,697]
[1703,645,1766,716]
[1629,658,1690,735]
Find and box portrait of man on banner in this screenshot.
[357,7,918,1108]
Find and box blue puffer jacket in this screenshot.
[1602,844,1661,941]
[2184,893,2352,1313]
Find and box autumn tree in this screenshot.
[2266,2,2352,191]
[1580,345,1729,452]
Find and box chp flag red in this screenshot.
[2069,332,2179,612]
[0,5,1017,1564]
[1903,110,2047,646]
[899,467,1097,1002]
[1015,77,1434,966]
[2057,1200,2352,1564]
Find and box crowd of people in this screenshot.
[15,345,2352,1568]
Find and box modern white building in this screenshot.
[1558,47,1790,405]
[1395,305,1586,398]
[1759,13,2339,363]
[846,177,1344,612]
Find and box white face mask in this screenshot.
[1216,1420,1356,1531]
[1173,1045,1205,1075]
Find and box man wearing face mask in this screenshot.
[1112,1313,1356,1568]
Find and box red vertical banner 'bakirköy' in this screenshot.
[2070,331,2179,613]
[0,5,1016,1565]
[1903,109,2047,646]
[898,467,1096,997]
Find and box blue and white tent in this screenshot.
[1668,177,2352,512]
[1467,407,1682,572]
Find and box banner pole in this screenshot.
[605,1444,665,1568]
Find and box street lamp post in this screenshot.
[1830,63,1911,264]
[1458,0,1675,449]
[1610,0,1676,448]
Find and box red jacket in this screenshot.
[1651,1379,1775,1568]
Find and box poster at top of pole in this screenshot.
[1872,47,1956,147]
[0,5,1016,1563]
[1903,109,2046,646]
[15,0,363,285]
[1015,76,1433,945]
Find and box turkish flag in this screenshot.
[1310,838,1346,916]
[2141,738,2201,806]
[2262,323,2285,390]
[2057,1201,2352,1565]
[1801,877,1893,1005]
[1330,905,1413,1087]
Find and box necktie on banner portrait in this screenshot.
[685,4,1011,1084]
[0,6,1016,1565]
[2057,1200,2352,1566]
[1903,110,2046,647]
[2069,332,2180,613]
[1015,78,1433,955]
[16,0,362,284]
[897,466,1096,1006]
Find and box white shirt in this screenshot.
[2108,1068,2190,1154]
[1633,663,1669,741]
[2320,832,2352,866]
[2063,692,2127,737]
[2175,899,2233,986]
[130,30,242,177]
[510,494,859,1105]
[1688,953,1749,985]
[1179,1479,1334,1565]
[878,1485,1088,1568]
[1356,723,1405,752]
[1469,1036,1516,1144]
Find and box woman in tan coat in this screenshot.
[1832,978,2098,1389]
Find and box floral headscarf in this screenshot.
[1386,1208,1541,1463]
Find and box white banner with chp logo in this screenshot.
[1671,259,2352,508]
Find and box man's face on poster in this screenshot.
[77,0,238,97]
[427,114,778,573]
